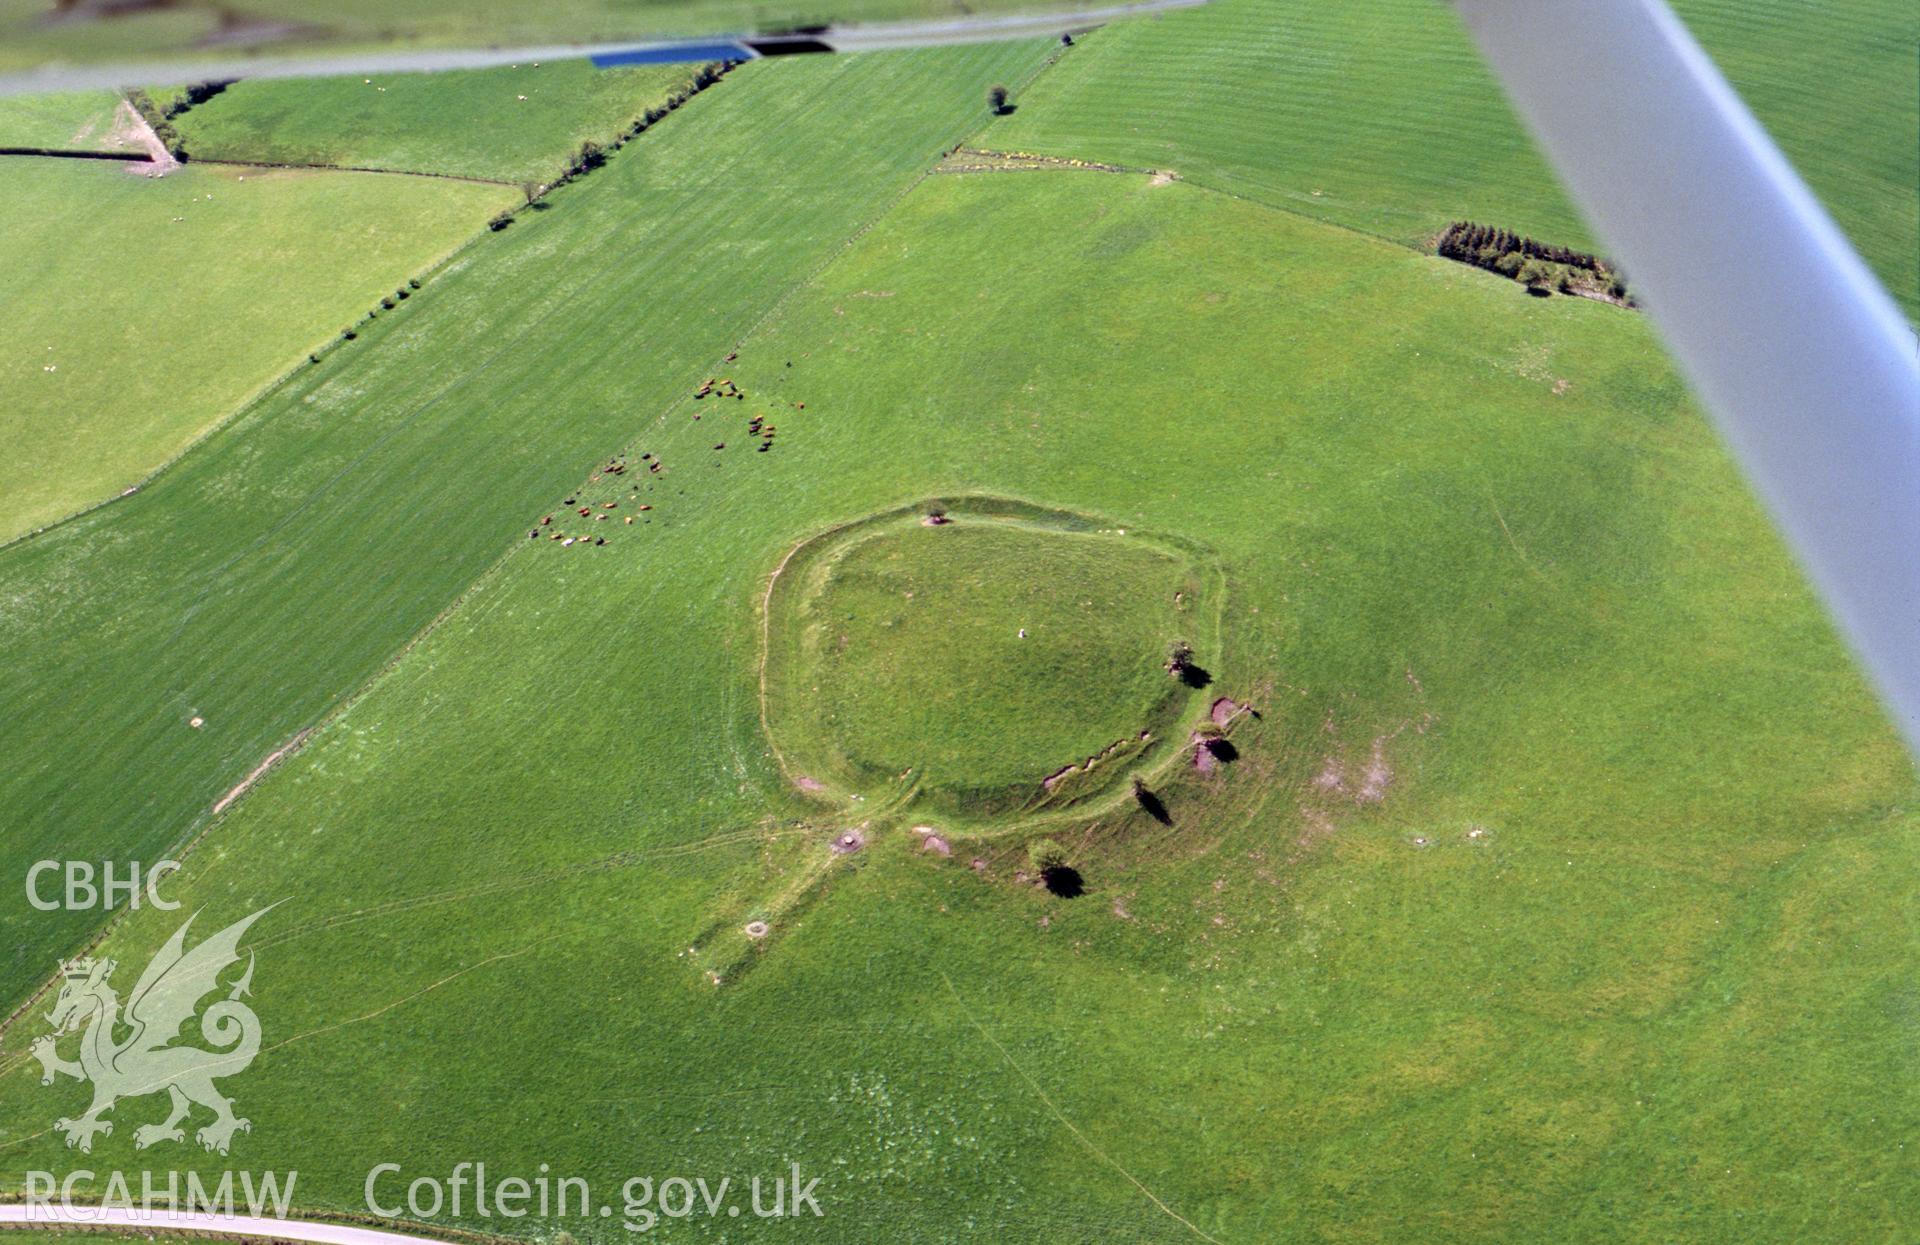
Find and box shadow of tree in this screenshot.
[1041,864,1084,898]
[1133,781,1172,825]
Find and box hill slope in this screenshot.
[989,0,1918,315]
[3,165,1909,1241]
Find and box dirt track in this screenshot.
[0,1203,465,1245]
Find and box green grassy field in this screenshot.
[172,61,706,184]
[0,89,125,149]
[0,8,1915,1243]
[0,42,1052,1017]
[2,154,1911,1240]
[988,0,1919,316]
[0,161,514,542]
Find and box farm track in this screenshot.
[0,1197,500,1245]
[0,68,714,542]
[3,84,508,187]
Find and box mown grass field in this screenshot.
[989,0,1919,316]
[2,149,1911,1242]
[0,161,514,541]
[172,62,705,184]
[0,89,124,148]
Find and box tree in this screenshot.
[1026,839,1067,873]
[987,85,1010,115]
[1517,259,1554,293]
[168,79,235,117]
[1165,640,1195,676]
[520,181,543,206]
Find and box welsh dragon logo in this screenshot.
[30,905,276,1155]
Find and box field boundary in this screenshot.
[0,64,750,553]
[0,147,149,162]
[582,36,1081,508]
[934,145,1160,177]
[191,157,517,187]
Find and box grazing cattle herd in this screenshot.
[528,357,801,549]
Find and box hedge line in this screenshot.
[123,89,187,161]
[490,59,737,232]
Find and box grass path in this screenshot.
[942,971,1225,1244]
